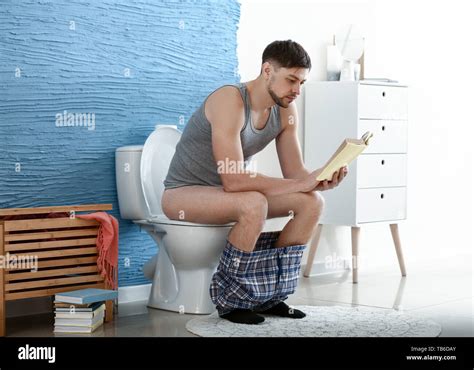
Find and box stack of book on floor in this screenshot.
[53,288,118,334]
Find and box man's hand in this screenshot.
[298,166,348,193]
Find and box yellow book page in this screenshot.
[316,141,367,181]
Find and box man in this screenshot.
[162,40,347,324]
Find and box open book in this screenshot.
[316,131,373,181]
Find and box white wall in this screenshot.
[237,0,473,273]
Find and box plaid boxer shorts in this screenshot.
[209,230,306,316]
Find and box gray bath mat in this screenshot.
[185,305,442,337]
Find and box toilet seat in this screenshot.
[141,125,182,219]
[140,125,236,229]
[146,214,235,227]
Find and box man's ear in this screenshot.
[261,61,273,80]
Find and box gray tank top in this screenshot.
[163,82,282,189]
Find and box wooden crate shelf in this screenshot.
[0,204,115,336]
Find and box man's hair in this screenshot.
[261,40,311,71]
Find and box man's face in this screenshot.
[265,64,308,108]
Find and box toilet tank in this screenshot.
[115,145,150,220]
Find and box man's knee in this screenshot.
[238,191,268,226]
[297,191,324,217]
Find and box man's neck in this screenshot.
[244,77,275,112]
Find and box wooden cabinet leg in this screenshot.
[390,223,407,276]
[0,297,5,337]
[0,318,4,337]
[0,224,5,336]
[105,300,114,322]
[303,224,323,277]
[351,227,360,283]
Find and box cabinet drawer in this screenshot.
[357,187,406,223]
[359,85,408,120]
[357,154,407,188]
[358,120,407,153]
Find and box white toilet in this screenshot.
[115,125,234,314]
[116,124,287,314]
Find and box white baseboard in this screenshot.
[118,283,151,304]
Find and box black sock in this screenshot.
[220,309,265,324]
[258,302,306,319]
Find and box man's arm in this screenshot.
[276,102,311,179]
[206,87,311,196]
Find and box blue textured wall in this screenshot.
[0,0,240,287]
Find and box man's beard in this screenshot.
[267,84,288,108]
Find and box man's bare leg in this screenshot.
[266,191,324,248]
[251,191,324,319]
[161,185,267,252]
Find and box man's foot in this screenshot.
[258,301,306,319]
[220,309,265,324]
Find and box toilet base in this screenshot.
[147,267,217,315]
[136,220,235,315]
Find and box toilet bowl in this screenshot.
[116,125,287,314]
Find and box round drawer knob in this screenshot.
[381,159,385,165]
[382,91,386,97]
[382,125,386,131]
[380,193,384,199]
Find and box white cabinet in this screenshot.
[303,81,408,226]
[303,81,408,282]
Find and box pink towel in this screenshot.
[77,212,119,290]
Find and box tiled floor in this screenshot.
[6,254,473,337]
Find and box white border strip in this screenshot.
[118,284,151,304]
